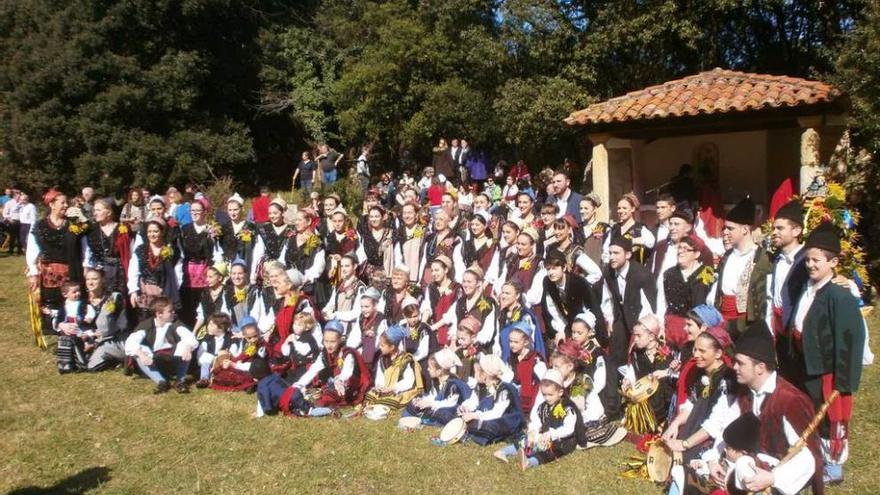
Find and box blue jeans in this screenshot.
[498,444,539,468]
[135,354,190,384]
[323,170,337,184]
[300,179,313,193]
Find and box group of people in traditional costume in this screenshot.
[21,162,872,493]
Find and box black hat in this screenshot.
[804,221,841,255]
[735,321,776,366]
[723,412,761,453]
[671,207,694,224]
[609,234,632,251]
[775,200,804,226]
[726,196,756,226]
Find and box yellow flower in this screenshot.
[337,357,344,368]
[117,224,128,235]
[477,298,491,312]
[244,344,257,357]
[412,226,424,239]
[519,259,532,271]
[159,245,173,260]
[103,300,116,314]
[285,292,300,308]
[303,234,321,255]
[233,289,246,303]
[69,223,84,235]
[697,266,716,286]
[239,229,252,243]
[551,402,565,419]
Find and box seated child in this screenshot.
[256,320,372,417]
[400,296,438,387]
[210,319,267,392]
[622,314,674,434]
[403,348,472,425]
[124,296,199,394]
[196,313,233,388]
[277,312,321,381]
[363,325,424,411]
[506,322,547,415]
[568,311,608,425]
[453,315,481,389]
[720,413,766,495]
[54,281,95,373]
[459,354,524,446]
[494,369,584,470]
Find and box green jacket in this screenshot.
[799,282,866,394]
[714,246,773,335]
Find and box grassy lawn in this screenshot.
[1,255,878,494]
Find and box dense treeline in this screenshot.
[0,0,875,195]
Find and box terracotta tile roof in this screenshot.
[565,68,842,127]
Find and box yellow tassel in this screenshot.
[28,289,46,349]
[624,400,657,434]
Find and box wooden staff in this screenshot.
[757,389,840,495]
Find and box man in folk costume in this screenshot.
[124,297,199,394]
[600,235,656,420]
[652,193,677,244]
[713,196,772,337]
[703,321,823,495]
[541,251,605,347]
[786,222,866,485]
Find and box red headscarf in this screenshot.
[43,188,62,206]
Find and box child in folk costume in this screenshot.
[363,325,424,411]
[453,316,481,389]
[196,313,234,388]
[322,253,364,322]
[460,354,524,446]
[53,281,95,373]
[402,348,472,426]
[276,312,321,381]
[193,263,234,337]
[787,222,866,484]
[420,255,461,347]
[210,321,267,392]
[493,369,585,470]
[400,296,438,387]
[568,312,610,427]
[622,314,675,434]
[346,287,388,373]
[719,413,770,495]
[506,322,547,415]
[256,320,372,417]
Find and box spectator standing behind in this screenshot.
[18,193,36,251]
[317,144,343,185]
[458,139,472,184]
[356,144,371,191]
[120,188,146,232]
[251,186,271,224]
[293,152,317,193]
[2,190,22,254]
[81,187,96,219]
[433,138,455,179]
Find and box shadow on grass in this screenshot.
[8,466,111,494]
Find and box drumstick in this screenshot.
[755,390,840,495]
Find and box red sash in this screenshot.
[770,305,784,337]
[719,295,744,321]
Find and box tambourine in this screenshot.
[363,404,391,420]
[397,416,423,431]
[625,374,659,403]
[211,351,232,373]
[646,441,682,483]
[437,417,466,445]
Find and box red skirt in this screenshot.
[210,368,255,391]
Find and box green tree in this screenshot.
[0,0,263,194]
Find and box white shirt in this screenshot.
[124,321,198,357]
[771,244,804,308]
[793,275,832,334]
[600,262,654,324]
[294,352,355,389]
[554,189,572,219]
[655,221,669,243]
[19,203,37,225]
[373,354,415,393]
[720,245,757,296]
